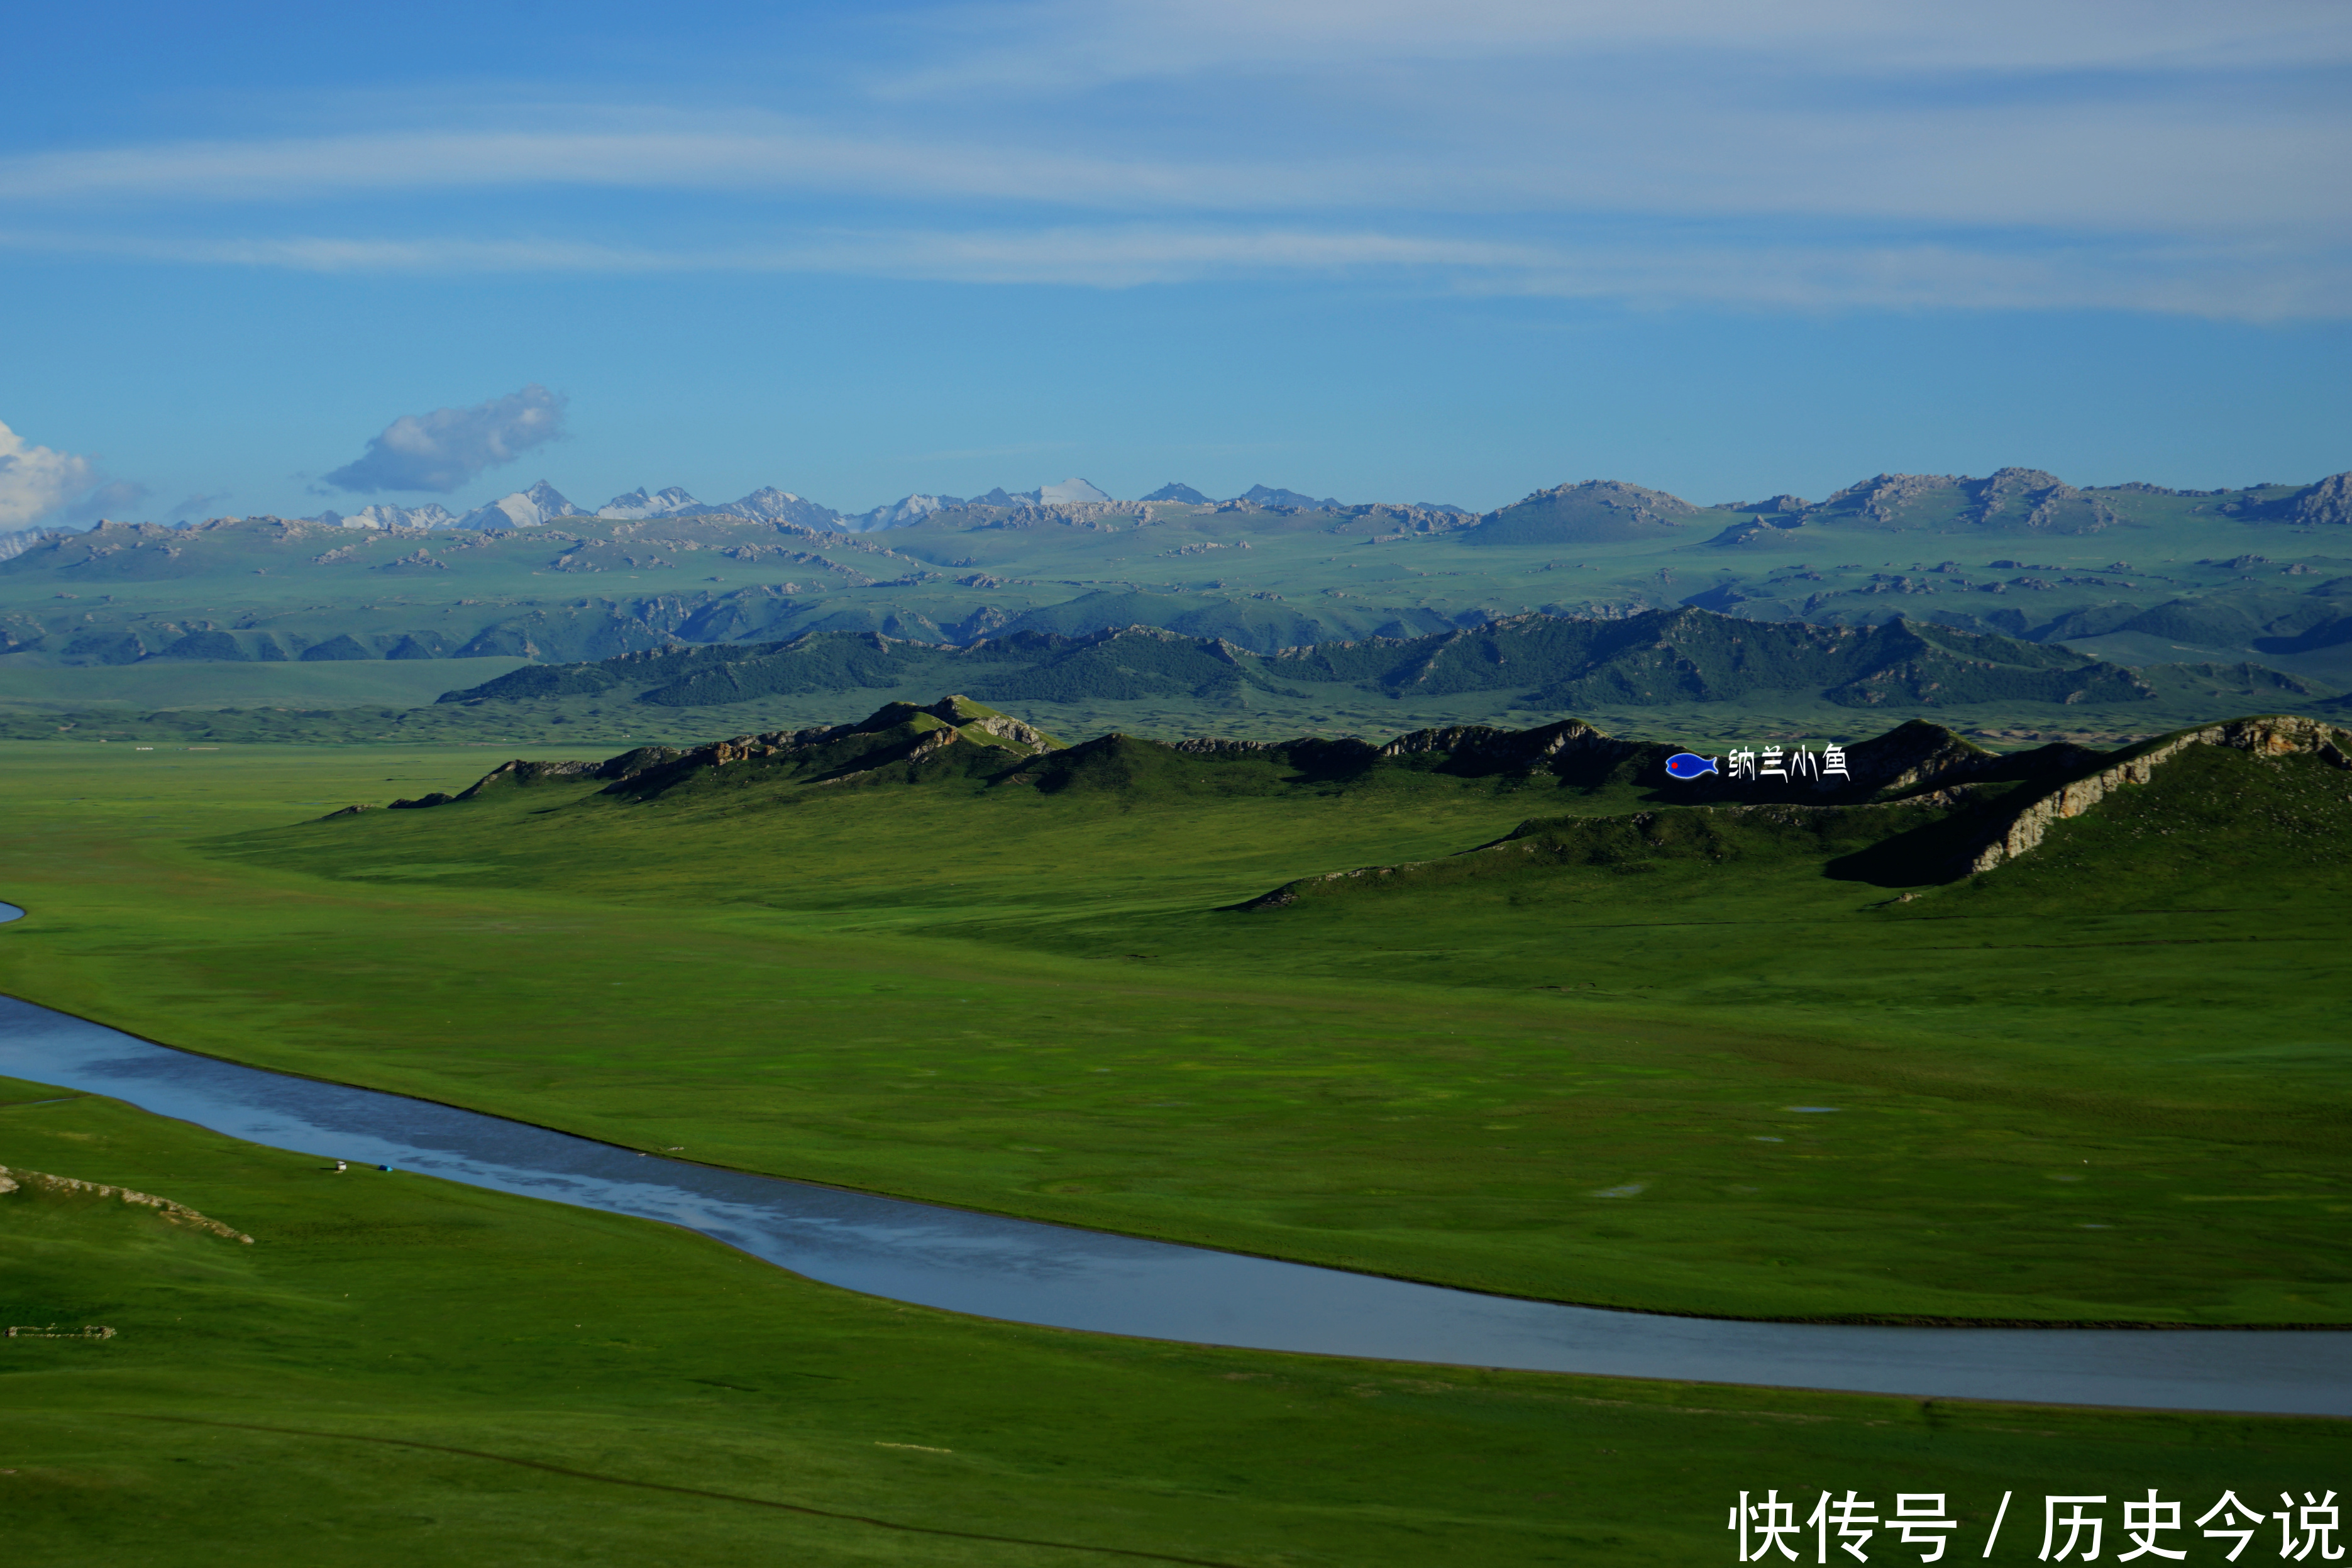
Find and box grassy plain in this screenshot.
[12,1077,2349,1567]
[1,731,2346,1328]
[3,726,2350,1561]
[0,655,533,713]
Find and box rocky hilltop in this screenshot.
[1237,710,2352,907]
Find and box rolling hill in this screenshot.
[187,693,2346,1328]
[435,608,2331,721]
[1240,712,2351,909]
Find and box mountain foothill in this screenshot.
[355,684,2352,930]
[4,461,2349,747]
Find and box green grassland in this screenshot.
[4,703,2351,1560]
[0,654,533,713]
[13,1079,2349,1567]
[2,702,2347,1328]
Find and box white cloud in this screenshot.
[0,224,1536,280]
[0,223,2341,319]
[929,0,2352,84]
[321,384,567,494]
[0,419,99,531]
[0,3,2344,316]
[0,122,1280,213]
[1,98,2343,242]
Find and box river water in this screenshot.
[2,904,2344,1415]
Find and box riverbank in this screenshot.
[8,1069,2349,1567]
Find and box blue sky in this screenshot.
[3,0,2348,527]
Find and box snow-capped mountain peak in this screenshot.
[458,479,581,529]
[714,487,841,529]
[306,501,461,531]
[839,493,962,531]
[596,486,702,519]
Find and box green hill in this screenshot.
[143,700,2346,1327]
[6,604,2334,753]
[1456,480,1701,545]
[1239,712,2351,910]
[439,607,2322,719]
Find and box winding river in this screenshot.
[3,903,2344,1416]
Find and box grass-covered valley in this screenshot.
[18,1068,2346,1568]
[6,697,2347,1329]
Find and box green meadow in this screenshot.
[13,1074,2351,1567]
[0,654,534,714]
[3,714,2351,1560]
[2,716,2348,1326]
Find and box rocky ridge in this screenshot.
[1233,712,2334,907]
[1960,715,2352,875]
[0,1164,253,1243]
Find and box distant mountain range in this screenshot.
[217,475,1389,537]
[123,464,2349,546]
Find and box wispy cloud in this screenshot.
[912,0,2352,87]
[0,2,2345,317]
[0,123,1271,210]
[1,223,2341,320]
[1,101,2343,240]
[320,384,567,494]
[0,224,1536,280]
[1474,240,2352,319]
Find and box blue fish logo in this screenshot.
[1664,753,1718,780]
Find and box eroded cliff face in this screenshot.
[1962,715,2352,876]
[1234,712,2352,910]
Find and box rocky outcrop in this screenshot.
[1376,717,1639,773]
[0,1164,253,1243]
[456,749,686,797]
[1962,715,2352,876]
[458,757,604,790]
[1171,737,1279,756]
[1968,467,2121,532]
[358,749,688,813]
[1825,472,1962,524]
[808,726,963,786]
[582,696,1064,799]
[1814,469,2119,533]
[1459,481,1699,546]
[1836,720,2009,796]
[2284,473,2352,527]
[957,711,1059,752]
